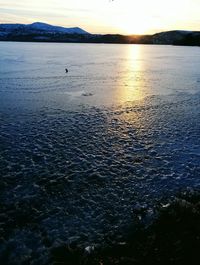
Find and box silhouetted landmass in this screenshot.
[0,22,200,46]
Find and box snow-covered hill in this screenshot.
[0,22,90,35]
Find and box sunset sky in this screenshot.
[0,0,200,34]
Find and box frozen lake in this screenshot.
[0,42,200,110]
[0,42,200,264]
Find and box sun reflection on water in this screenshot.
[115,45,145,104]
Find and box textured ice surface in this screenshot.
[0,43,200,264]
[0,93,200,264]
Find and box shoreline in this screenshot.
[0,40,199,47]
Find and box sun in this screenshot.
[120,16,151,35]
[110,0,155,35]
[114,11,153,35]
[110,0,189,35]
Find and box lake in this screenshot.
[0,42,200,264]
[0,42,200,111]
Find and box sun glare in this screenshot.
[109,0,189,35]
[111,0,155,35]
[119,16,151,35]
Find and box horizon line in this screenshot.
[1,21,199,36]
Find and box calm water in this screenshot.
[0,42,200,110]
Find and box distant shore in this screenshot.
[0,33,200,46]
[0,22,200,46]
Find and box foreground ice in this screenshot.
[0,91,200,264]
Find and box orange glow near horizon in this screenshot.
[111,0,190,35]
[0,0,199,35]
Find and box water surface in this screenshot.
[0,42,200,111]
[0,42,200,264]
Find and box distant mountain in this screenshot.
[0,22,200,46]
[0,22,89,36]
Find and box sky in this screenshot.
[0,0,200,34]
